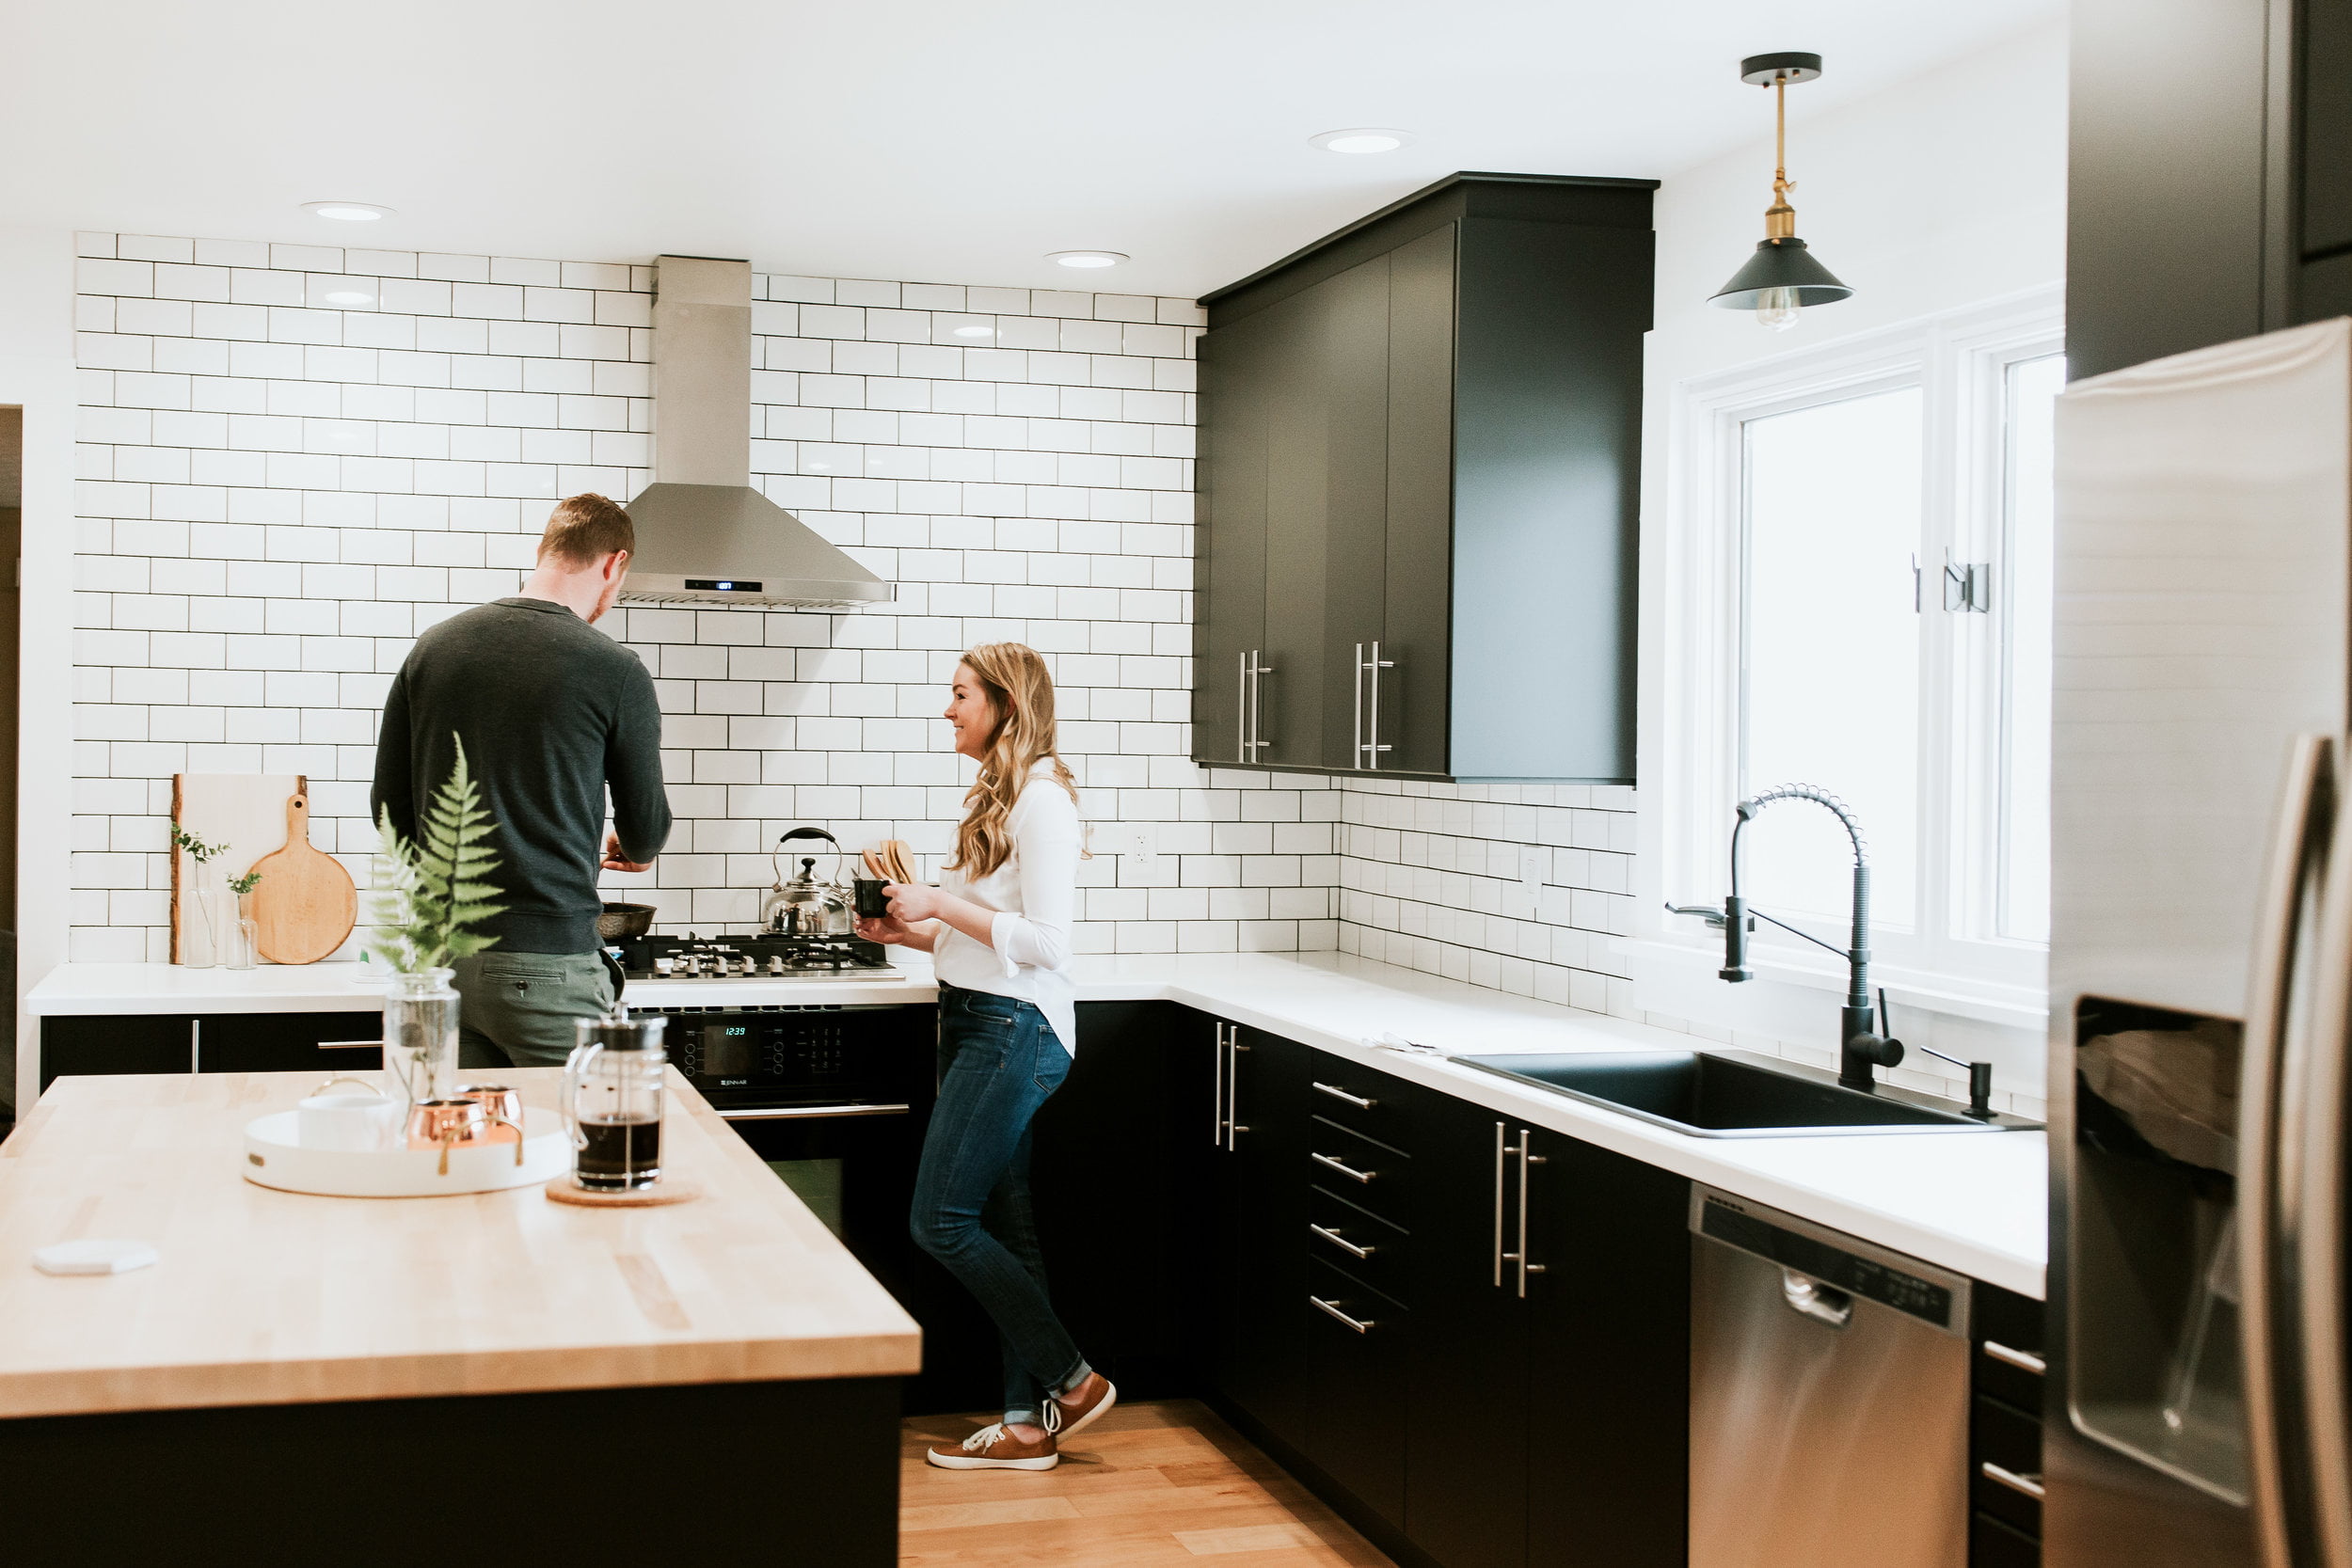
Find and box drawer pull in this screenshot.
[1310,1222,1375,1259]
[1981,1340,2046,1377]
[1980,1462,2044,1500]
[317,1039,384,1051]
[1313,1081,1377,1109]
[1310,1295,1375,1334]
[1311,1151,1376,1184]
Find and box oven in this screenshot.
[631,998,993,1409]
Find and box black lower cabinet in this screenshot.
[1030,1001,1204,1402]
[1206,1020,1312,1449]
[1522,1127,1690,1568]
[1407,1089,1532,1568]
[1301,1258,1410,1529]
[40,1009,384,1089]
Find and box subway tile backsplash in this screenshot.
[60,229,1745,1075]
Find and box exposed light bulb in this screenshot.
[1754,287,1803,331]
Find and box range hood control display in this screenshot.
[685,579,760,593]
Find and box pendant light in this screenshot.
[1710,53,1852,331]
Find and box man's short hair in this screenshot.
[537,494,634,566]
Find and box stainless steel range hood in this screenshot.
[621,256,895,610]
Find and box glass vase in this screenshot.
[224,895,258,971]
[183,872,225,969]
[383,967,462,1107]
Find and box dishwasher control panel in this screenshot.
[1694,1189,1969,1332]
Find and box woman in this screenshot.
[857,642,1114,1471]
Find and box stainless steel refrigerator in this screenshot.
[2050,316,2352,1566]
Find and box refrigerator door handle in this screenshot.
[2241,733,2336,1568]
[2296,739,2352,1568]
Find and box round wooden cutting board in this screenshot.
[247,791,358,964]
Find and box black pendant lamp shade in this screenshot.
[1711,51,1853,325]
[1711,236,1852,310]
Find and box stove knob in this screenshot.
[768,955,786,976]
[653,958,673,976]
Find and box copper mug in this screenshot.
[458,1084,526,1133]
[406,1097,523,1176]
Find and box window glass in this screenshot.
[1997,354,2064,942]
[1740,387,1924,927]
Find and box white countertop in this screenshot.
[26,950,2049,1299]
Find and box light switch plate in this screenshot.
[1518,847,1545,916]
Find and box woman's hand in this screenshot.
[855,914,916,945]
[883,881,945,923]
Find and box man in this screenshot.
[371,493,672,1068]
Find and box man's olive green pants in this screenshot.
[451,950,616,1069]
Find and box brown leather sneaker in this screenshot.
[926,1421,1059,1471]
[1044,1372,1118,1443]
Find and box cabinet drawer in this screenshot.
[1971,1395,2042,1538]
[1307,1117,1410,1223]
[1302,1259,1408,1530]
[1970,1510,2041,1567]
[1306,1053,1410,1150]
[1974,1284,2045,1415]
[1308,1186,1409,1305]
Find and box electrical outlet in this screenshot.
[1518,847,1545,916]
[1122,824,1158,871]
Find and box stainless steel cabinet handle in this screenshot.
[1212,1022,1228,1148]
[1242,648,1261,766]
[717,1103,911,1120]
[1980,1340,2046,1377]
[1357,641,1394,768]
[317,1038,384,1051]
[1312,1081,1375,1109]
[1979,1463,2045,1501]
[1311,1151,1375,1184]
[1310,1295,1375,1334]
[1310,1222,1375,1259]
[1492,1121,1507,1288]
[1515,1130,1546,1298]
[1240,651,1273,760]
[1228,1034,1248,1141]
[190,1019,200,1074]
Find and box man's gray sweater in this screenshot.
[371,597,672,954]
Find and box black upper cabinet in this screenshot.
[2069,0,2352,376]
[1195,172,1656,784]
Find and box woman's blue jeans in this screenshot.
[911,985,1091,1426]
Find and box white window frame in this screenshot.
[1629,286,2063,1033]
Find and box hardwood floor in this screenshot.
[898,1400,1394,1566]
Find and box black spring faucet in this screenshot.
[1711,784,1904,1091]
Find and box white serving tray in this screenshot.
[242,1108,571,1197]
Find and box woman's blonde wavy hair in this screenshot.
[948,642,1082,880]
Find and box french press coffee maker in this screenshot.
[562,1012,667,1192]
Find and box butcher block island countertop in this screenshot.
[0,1066,921,1420]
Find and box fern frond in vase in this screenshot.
[368,736,507,973]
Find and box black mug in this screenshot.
[853,878,892,919]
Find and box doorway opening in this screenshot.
[0,407,20,1121]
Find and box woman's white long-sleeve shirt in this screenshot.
[931,761,1081,1053]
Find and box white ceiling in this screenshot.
[2,0,2062,298]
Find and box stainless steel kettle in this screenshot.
[761,827,855,937]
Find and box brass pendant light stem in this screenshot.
[1764,72,1797,242]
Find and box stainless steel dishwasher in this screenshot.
[1689,1186,1971,1568]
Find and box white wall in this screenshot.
[64,236,1337,966]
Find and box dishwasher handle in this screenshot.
[1781,1269,1853,1329]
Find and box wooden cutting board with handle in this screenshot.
[247,790,358,964]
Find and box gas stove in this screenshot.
[615,932,907,982]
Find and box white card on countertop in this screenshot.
[34,1239,158,1276]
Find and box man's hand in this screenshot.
[602,832,654,874]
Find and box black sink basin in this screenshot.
[1453,1049,2040,1137]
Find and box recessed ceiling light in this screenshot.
[301,200,395,222]
[1310,128,1413,155]
[323,289,375,306]
[1047,251,1128,269]
[952,325,995,339]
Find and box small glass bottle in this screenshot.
[184,869,225,969]
[224,893,259,971]
[563,1014,668,1191]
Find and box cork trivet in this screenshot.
[545,1179,703,1208]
